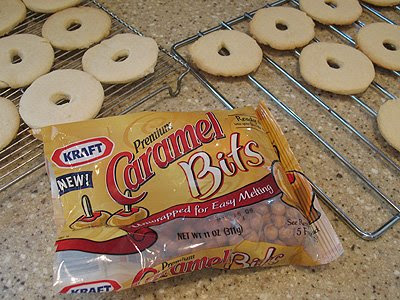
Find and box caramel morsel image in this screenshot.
[69,195,111,230]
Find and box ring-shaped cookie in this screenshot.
[377,100,400,152]
[82,33,159,84]
[189,30,262,77]
[356,23,400,71]
[19,69,104,128]
[299,0,362,25]
[299,42,375,95]
[42,7,111,50]
[0,97,20,150]
[0,34,54,89]
[0,0,26,37]
[22,0,81,13]
[249,7,315,50]
[362,0,400,6]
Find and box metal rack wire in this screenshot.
[0,0,188,193]
[171,0,400,240]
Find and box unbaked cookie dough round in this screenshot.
[0,34,54,89]
[377,100,400,152]
[19,69,104,128]
[362,0,400,6]
[356,23,400,71]
[0,0,26,37]
[189,30,263,77]
[249,7,315,50]
[299,42,375,95]
[82,33,159,84]
[41,7,111,51]
[22,0,81,13]
[0,97,20,150]
[299,0,362,25]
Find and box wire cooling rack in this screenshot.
[0,0,188,193]
[171,0,400,240]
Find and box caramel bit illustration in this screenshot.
[70,195,111,230]
[273,163,320,224]
[106,189,149,227]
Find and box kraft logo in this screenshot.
[60,279,121,294]
[51,137,114,168]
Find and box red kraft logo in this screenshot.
[60,279,121,294]
[51,137,114,168]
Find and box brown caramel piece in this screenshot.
[257,204,270,216]
[272,215,286,228]
[263,225,278,241]
[271,201,286,216]
[285,207,300,219]
[278,227,294,243]
[262,214,273,226]
[249,213,264,231]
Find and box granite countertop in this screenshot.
[1,1,399,299]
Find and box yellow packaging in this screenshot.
[34,102,342,294]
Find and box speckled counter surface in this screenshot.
[1,1,399,299]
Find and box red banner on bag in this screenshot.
[129,173,281,229]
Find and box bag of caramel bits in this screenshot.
[34,102,343,294]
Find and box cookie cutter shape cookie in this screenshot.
[189,30,263,77]
[19,69,104,128]
[377,100,400,152]
[249,7,315,50]
[0,34,54,89]
[299,0,362,25]
[362,0,400,6]
[82,33,159,84]
[299,42,375,95]
[22,0,81,13]
[357,23,400,71]
[0,0,26,37]
[42,7,111,50]
[0,97,20,151]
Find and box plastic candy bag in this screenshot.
[34,102,343,294]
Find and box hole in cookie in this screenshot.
[11,54,22,64]
[55,97,71,105]
[51,94,71,106]
[113,54,129,62]
[218,47,230,56]
[275,22,288,31]
[383,42,397,51]
[67,22,82,31]
[327,59,341,69]
[112,50,130,62]
[324,0,337,8]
